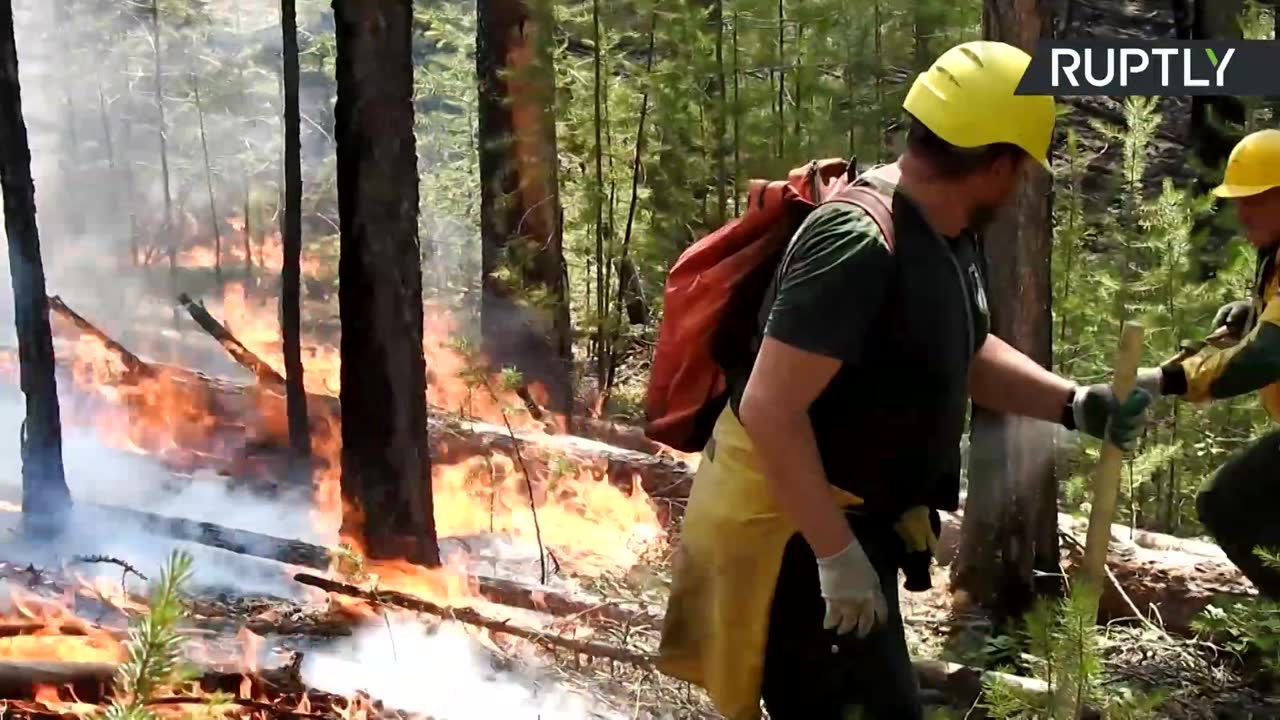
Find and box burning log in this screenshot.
[81,503,330,570]
[177,292,287,386]
[34,297,694,500]
[47,297,155,380]
[470,574,661,627]
[293,573,655,667]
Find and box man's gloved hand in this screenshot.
[1213,300,1256,340]
[1071,385,1153,451]
[1135,368,1164,398]
[816,539,888,637]
[894,506,938,554]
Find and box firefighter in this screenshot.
[656,41,1152,719]
[1136,128,1280,598]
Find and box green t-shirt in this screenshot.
[731,190,990,514]
[764,203,896,364]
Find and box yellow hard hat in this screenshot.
[1212,129,1280,198]
[903,41,1056,171]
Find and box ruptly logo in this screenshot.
[1015,40,1280,96]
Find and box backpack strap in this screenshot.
[825,185,897,252]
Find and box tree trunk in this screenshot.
[953,0,1058,621]
[713,0,727,225]
[475,0,572,416]
[776,0,785,159]
[602,10,658,407]
[592,0,606,385]
[192,75,223,286]
[0,0,71,535]
[150,0,177,331]
[333,0,438,566]
[1190,0,1247,270]
[731,9,740,216]
[281,0,310,467]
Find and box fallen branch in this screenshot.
[178,292,286,385]
[937,510,1253,635]
[70,554,149,582]
[0,660,117,685]
[912,659,1102,719]
[293,572,655,668]
[48,296,155,379]
[471,575,660,628]
[81,503,330,570]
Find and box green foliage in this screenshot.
[96,550,215,720]
[1190,548,1280,678]
[981,586,1162,720]
[1053,95,1270,535]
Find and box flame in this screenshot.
[237,627,263,674]
[39,243,668,616]
[0,589,124,664]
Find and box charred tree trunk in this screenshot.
[476,0,572,416]
[0,0,71,534]
[333,0,438,566]
[280,0,310,467]
[953,0,1059,621]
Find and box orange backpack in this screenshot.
[644,159,897,452]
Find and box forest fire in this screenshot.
[35,274,666,603]
[0,589,123,664]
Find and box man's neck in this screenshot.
[893,155,972,237]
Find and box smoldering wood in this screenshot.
[0,661,117,699]
[0,0,71,528]
[293,573,656,667]
[178,293,287,386]
[81,502,331,570]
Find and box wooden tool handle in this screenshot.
[1080,321,1145,593]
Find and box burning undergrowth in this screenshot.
[0,263,685,716]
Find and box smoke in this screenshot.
[0,380,323,598]
[301,616,623,720]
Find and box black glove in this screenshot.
[1212,300,1256,340]
[1068,385,1152,451]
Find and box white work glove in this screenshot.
[1135,368,1164,398]
[816,540,888,637]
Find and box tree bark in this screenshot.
[953,0,1059,621]
[0,0,71,534]
[281,0,310,467]
[333,0,438,566]
[476,0,572,416]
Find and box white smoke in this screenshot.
[302,616,623,720]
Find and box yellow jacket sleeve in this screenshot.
[1178,293,1280,402]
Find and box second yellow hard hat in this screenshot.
[1213,129,1280,198]
[903,41,1057,171]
